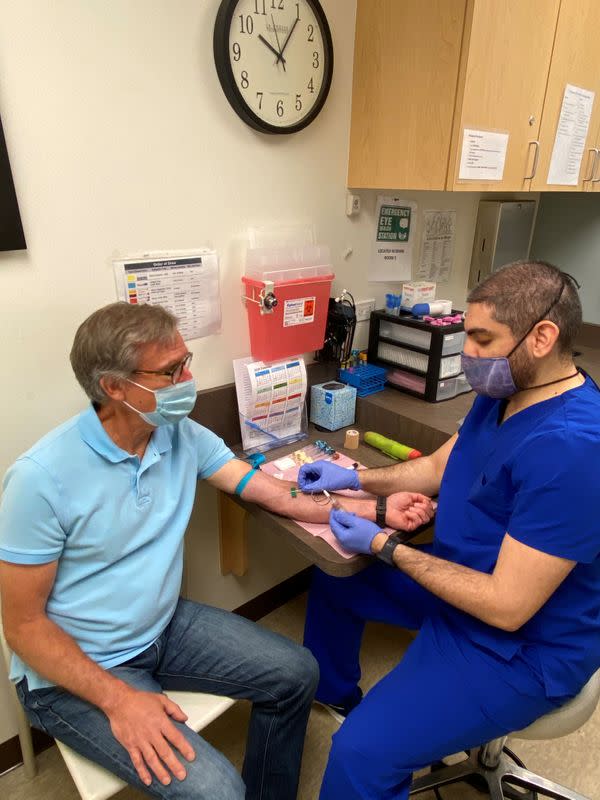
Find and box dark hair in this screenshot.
[467,260,582,356]
[70,302,178,403]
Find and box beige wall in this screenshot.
[0,0,520,746]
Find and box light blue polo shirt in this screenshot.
[0,406,234,689]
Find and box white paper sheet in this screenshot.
[547,84,595,186]
[417,210,456,283]
[234,356,307,452]
[371,195,416,282]
[113,250,222,341]
[458,129,509,181]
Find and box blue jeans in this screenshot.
[17,598,319,800]
[304,561,569,800]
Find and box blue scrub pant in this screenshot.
[304,555,567,800]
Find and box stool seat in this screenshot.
[410,668,600,800]
[514,668,600,741]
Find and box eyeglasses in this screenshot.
[132,352,193,385]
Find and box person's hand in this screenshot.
[105,687,195,787]
[386,492,436,531]
[329,508,381,553]
[298,461,361,493]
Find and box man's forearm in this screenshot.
[245,473,375,523]
[8,617,132,713]
[371,534,512,630]
[357,456,440,497]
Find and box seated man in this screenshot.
[0,301,433,800]
[297,261,600,800]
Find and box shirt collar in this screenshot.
[77,405,173,462]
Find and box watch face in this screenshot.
[214,0,334,134]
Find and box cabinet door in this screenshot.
[448,0,559,192]
[348,0,466,191]
[531,0,600,192]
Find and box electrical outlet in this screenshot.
[355,298,376,322]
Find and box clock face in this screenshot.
[214,0,334,134]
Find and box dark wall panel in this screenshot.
[0,113,26,252]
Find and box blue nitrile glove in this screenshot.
[297,461,361,493]
[329,508,381,554]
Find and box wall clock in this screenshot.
[213,0,334,134]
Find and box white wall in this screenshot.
[0,0,490,747]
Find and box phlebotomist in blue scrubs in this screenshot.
[298,260,600,800]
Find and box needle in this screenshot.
[323,489,342,510]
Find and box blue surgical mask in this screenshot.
[461,276,570,399]
[124,378,197,426]
[460,353,518,398]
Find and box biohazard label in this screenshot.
[283,297,316,327]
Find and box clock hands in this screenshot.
[258,33,287,67]
[270,14,286,72]
[276,15,299,64]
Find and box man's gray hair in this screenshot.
[70,302,178,404]
[467,260,582,357]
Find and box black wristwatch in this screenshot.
[375,495,387,528]
[376,532,403,566]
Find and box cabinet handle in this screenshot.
[591,149,600,183]
[524,140,540,180]
[583,148,599,181]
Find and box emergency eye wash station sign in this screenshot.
[371,196,416,281]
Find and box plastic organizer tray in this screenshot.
[338,364,387,396]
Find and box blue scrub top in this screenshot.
[434,374,600,697]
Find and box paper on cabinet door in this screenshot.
[547,84,595,186]
[370,195,416,281]
[458,129,509,181]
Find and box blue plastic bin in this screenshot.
[338,364,387,397]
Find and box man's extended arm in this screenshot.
[329,508,575,631]
[298,433,458,498]
[206,459,435,531]
[0,560,194,788]
[355,433,456,496]
[373,530,575,631]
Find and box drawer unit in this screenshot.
[368,310,471,402]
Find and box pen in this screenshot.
[244,419,281,442]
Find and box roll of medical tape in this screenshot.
[344,429,360,449]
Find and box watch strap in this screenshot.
[376,533,402,566]
[375,495,387,528]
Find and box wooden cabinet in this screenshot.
[531,0,600,192]
[347,0,466,191]
[348,0,600,193]
[447,0,559,191]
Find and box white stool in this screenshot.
[409,668,600,800]
[1,627,236,800]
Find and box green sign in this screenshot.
[376,205,411,242]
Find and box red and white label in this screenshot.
[283,297,316,327]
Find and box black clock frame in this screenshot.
[213,0,334,135]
